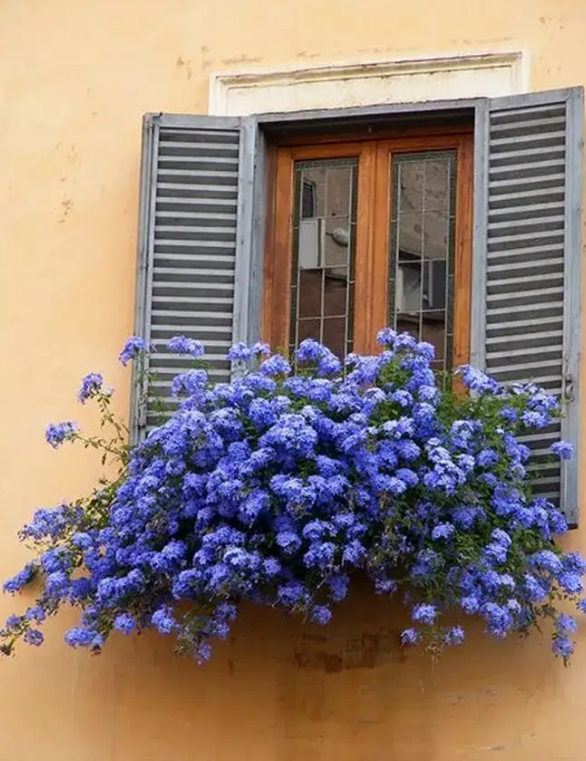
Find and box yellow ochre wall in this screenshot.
[1,1,585,759]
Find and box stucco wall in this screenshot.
[0,1,585,759]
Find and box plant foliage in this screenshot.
[2,330,584,662]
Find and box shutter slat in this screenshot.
[489,187,565,208]
[490,103,565,121]
[486,272,563,288]
[155,239,235,250]
[488,230,564,248]
[153,266,235,277]
[487,215,564,231]
[490,130,565,149]
[157,183,238,199]
[486,286,564,302]
[489,202,564,219]
[487,243,563,260]
[487,257,562,274]
[490,117,565,134]
[489,158,565,176]
[489,146,565,165]
[486,330,563,346]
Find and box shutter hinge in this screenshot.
[562,356,574,403]
[137,400,148,429]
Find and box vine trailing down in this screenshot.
[1,329,585,663]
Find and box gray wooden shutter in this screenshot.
[131,114,257,437]
[471,88,584,525]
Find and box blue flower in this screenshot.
[152,608,176,635]
[114,614,136,634]
[119,336,150,366]
[551,441,573,460]
[3,563,36,594]
[276,531,301,555]
[376,327,398,346]
[45,572,70,598]
[431,523,454,541]
[477,449,498,468]
[172,370,208,397]
[260,355,292,377]
[65,627,96,648]
[23,629,44,647]
[227,342,252,361]
[310,606,332,625]
[72,532,93,550]
[167,335,205,357]
[342,540,365,567]
[401,628,420,645]
[460,596,480,614]
[556,614,577,634]
[277,582,308,606]
[318,352,342,376]
[491,529,512,547]
[45,421,79,448]
[4,615,23,632]
[412,604,437,625]
[445,626,465,645]
[531,550,562,574]
[24,607,46,624]
[78,373,106,404]
[295,339,325,363]
[552,636,574,659]
[559,573,583,595]
[328,575,349,602]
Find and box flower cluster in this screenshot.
[2,330,584,663]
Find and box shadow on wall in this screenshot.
[3,576,573,761]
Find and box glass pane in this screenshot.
[297,318,321,345]
[302,181,317,218]
[298,270,322,319]
[322,317,347,359]
[300,168,326,217]
[290,157,358,360]
[324,217,350,271]
[396,259,422,314]
[326,166,353,217]
[389,151,457,371]
[324,271,348,317]
[398,162,424,212]
[422,311,446,365]
[424,161,449,211]
[422,260,447,311]
[396,312,421,339]
[423,211,449,260]
[396,212,423,258]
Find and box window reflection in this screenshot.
[389,151,457,370]
[290,158,358,360]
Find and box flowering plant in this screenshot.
[2,329,584,662]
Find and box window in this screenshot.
[263,131,472,368]
[132,89,583,524]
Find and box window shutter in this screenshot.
[471,88,584,525]
[131,114,258,438]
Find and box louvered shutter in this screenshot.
[131,114,257,437]
[471,88,584,525]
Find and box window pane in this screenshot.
[297,270,322,319]
[290,158,358,359]
[322,317,347,359]
[388,151,457,370]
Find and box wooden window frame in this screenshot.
[262,126,474,361]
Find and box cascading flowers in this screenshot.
[2,329,585,663]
